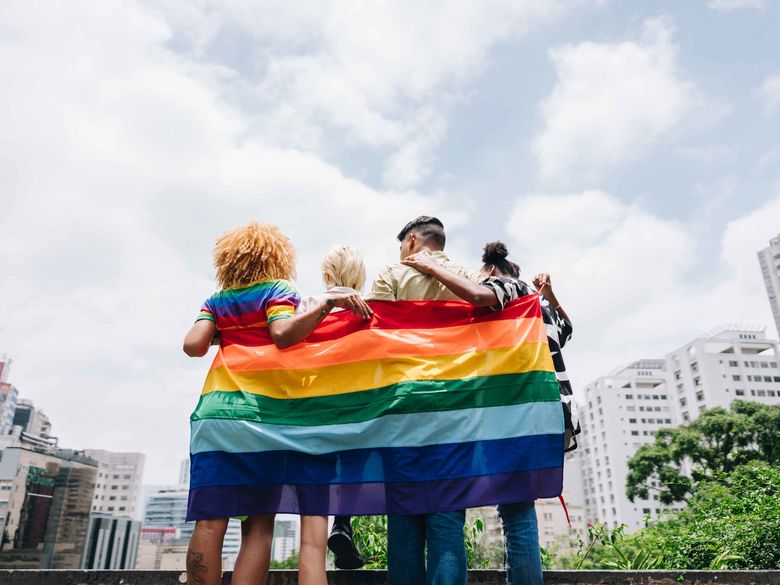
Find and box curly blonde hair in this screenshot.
[321,245,366,292]
[213,221,296,289]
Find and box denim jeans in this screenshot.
[497,502,543,585]
[387,511,467,585]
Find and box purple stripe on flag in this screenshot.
[186,467,563,520]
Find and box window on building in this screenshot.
[680,397,687,406]
[735,389,745,396]
[696,390,704,401]
[757,390,767,397]
[751,389,756,396]
[682,411,690,421]
[764,376,773,383]
[769,390,777,397]
[728,360,739,367]
[629,418,636,423]
[631,430,639,436]
[732,375,741,381]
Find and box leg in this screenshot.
[328,515,365,569]
[231,515,275,585]
[497,502,543,585]
[299,515,328,585]
[387,514,426,585]
[186,518,228,585]
[425,511,467,585]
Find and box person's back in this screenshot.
[366,216,480,302]
[368,215,475,585]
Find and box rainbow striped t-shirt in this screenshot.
[196,280,300,342]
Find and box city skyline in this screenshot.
[1,1,779,484]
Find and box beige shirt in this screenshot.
[365,251,482,301]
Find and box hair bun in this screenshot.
[482,241,509,264]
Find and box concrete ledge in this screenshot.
[0,571,779,585]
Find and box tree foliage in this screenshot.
[572,464,780,570]
[350,515,492,569]
[626,400,780,504]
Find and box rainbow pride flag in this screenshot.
[187,296,564,520]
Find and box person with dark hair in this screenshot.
[366,216,482,585]
[366,216,479,302]
[402,240,579,585]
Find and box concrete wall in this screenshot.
[0,570,779,585]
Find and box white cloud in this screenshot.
[147,0,590,188]
[533,18,696,186]
[504,190,778,389]
[707,0,766,12]
[755,73,780,114]
[0,0,474,484]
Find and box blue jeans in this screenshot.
[387,511,467,585]
[497,502,543,585]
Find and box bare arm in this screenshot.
[183,320,217,357]
[269,294,372,349]
[401,253,497,307]
[533,273,572,326]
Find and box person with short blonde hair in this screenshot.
[321,245,367,292]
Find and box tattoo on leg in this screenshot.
[187,550,208,585]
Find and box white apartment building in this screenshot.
[85,450,146,519]
[536,496,586,550]
[758,233,780,337]
[577,325,780,532]
[666,325,780,423]
[272,516,300,562]
[578,359,681,531]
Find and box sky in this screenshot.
[1,0,779,485]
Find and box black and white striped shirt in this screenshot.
[481,276,581,452]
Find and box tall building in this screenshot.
[758,233,780,337]
[576,325,780,532]
[0,383,17,435]
[666,325,780,422]
[82,516,141,569]
[271,516,299,563]
[0,358,17,435]
[0,357,10,383]
[139,485,241,569]
[0,429,99,568]
[178,459,190,486]
[84,450,145,520]
[536,496,586,551]
[577,359,680,531]
[12,399,53,441]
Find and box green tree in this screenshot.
[573,464,780,570]
[626,401,780,504]
[350,515,495,569]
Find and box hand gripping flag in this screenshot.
[187,296,564,520]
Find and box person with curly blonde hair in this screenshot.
[183,221,372,585]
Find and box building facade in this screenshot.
[82,516,141,569]
[577,359,680,531]
[666,325,780,422]
[138,485,241,569]
[0,382,17,435]
[0,430,99,568]
[576,326,780,532]
[11,399,52,441]
[758,233,780,338]
[84,450,145,520]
